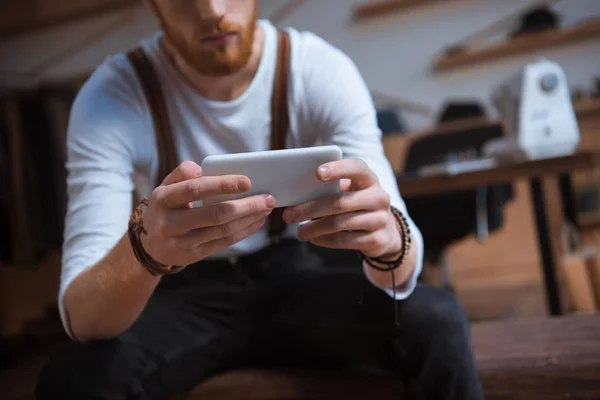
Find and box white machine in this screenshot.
[483,58,580,160]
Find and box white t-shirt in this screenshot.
[60,19,424,333]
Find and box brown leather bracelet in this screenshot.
[128,197,186,276]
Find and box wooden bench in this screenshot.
[186,315,600,400]
[2,315,600,399]
[184,369,403,400]
[473,315,600,400]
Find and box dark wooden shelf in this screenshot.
[352,0,453,21]
[574,98,600,118]
[434,19,600,72]
[397,151,600,198]
[579,212,600,229]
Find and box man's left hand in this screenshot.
[283,159,402,260]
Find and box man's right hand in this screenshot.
[140,161,276,267]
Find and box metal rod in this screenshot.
[529,177,562,316]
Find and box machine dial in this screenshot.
[540,73,558,93]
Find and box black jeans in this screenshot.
[35,239,483,399]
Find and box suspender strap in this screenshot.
[269,30,291,153]
[127,48,179,184]
[127,29,291,238]
[268,29,291,237]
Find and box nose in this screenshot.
[197,0,226,20]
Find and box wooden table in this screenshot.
[397,151,600,315]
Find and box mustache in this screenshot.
[196,17,240,38]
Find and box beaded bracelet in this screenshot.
[128,197,186,276]
[357,206,412,272]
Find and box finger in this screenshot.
[317,159,378,190]
[168,193,276,232]
[178,210,271,248]
[297,210,388,240]
[309,230,388,255]
[195,218,267,260]
[161,161,202,186]
[155,175,252,209]
[283,187,390,224]
[340,179,352,192]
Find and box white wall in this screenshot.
[272,0,600,130]
[2,0,599,132]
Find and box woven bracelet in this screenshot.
[128,197,186,276]
[357,206,412,272]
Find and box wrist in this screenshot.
[375,212,404,261]
[129,198,185,276]
[375,245,403,262]
[358,206,411,272]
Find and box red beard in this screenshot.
[158,8,256,77]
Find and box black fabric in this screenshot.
[0,88,72,266]
[35,240,483,400]
[436,102,485,123]
[19,93,68,250]
[403,122,513,262]
[376,108,405,135]
[510,6,559,38]
[0,120,12,262]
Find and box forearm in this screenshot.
[63,233,161,341]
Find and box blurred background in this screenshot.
[1,0,600,398]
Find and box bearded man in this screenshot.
[35,1,483,399]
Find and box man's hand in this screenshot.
[140,161,276,266]
[283,159,402,260]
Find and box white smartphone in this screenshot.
[201,145,343,208]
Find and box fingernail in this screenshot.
[237,179,248,191]
[265,195,276,208]
[319,166,330,180]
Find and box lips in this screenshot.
[200,31,238,45]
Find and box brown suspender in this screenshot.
[127,48,179,188]
[126,30,291,238]
[269,30,291,153]
[267,30,291,236]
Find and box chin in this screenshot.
[189,51,252,77]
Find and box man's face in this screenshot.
[150,0,257,77]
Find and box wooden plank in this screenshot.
[574,97,600,119]
[434,19,600,72]
[473,315,600,400]
[352,0,452,20]
[579,212,600,229]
